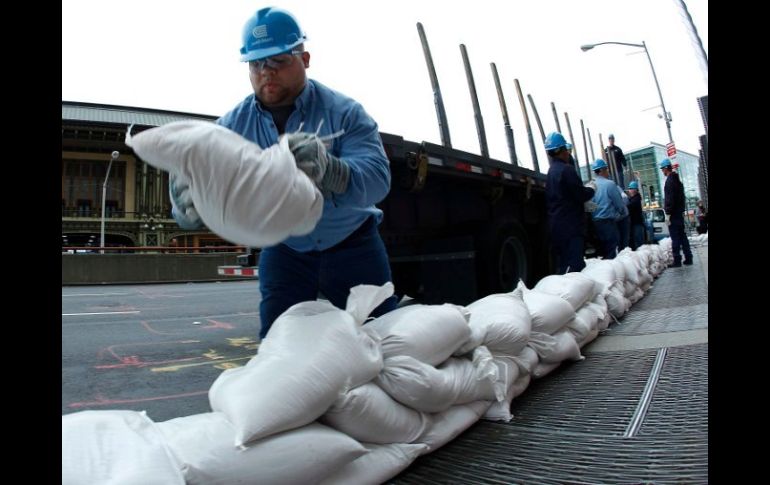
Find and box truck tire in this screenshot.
[477,221,532,295]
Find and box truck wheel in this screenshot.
[478,222,531,295]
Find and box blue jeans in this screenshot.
[553,235,586,274]
[669,217,693,265]
[630,223,644,250]
[257,217,398,339]
[593,218,619,259]
[617,216,630,251]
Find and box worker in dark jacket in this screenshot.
[626,181,645,250]
[545,132,595,274]
[604,134,628,189]
[660,158,693,266]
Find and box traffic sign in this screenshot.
[666,142,676,157]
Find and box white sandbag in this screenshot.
[638,269,653,291]
[528,330,583,364]
[439,352,501,404]
[364,303,471,366]
[125,120,323,247]
[617,254,641,286]
[321,382,430,444]
[376,347,502,413]
[481,358,522,422]
[532,361,561,379]
[623,280,637,298]
[578,326,600,348]
[566,306,598,342]
[159,413,366,485]
[534,272,597,310]
[455,292,531,357]
[629,287,645,304]
[209,284,391,446]
[510,346,540,375]
[376,356,457,413]
[417,400,492,453]
[582,259,619,289]
[606,285,629,318]
[609,259,627,284]
[320,443,428,485]
[515,281,576,335]
[62,410,184,485]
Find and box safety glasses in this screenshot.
[248,50,303,72]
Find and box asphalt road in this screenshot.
[62,280,262,422]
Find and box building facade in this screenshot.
[625,143,701,211]
[62,101,232,250]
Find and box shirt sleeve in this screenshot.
[331,102,391,208]
[562,166,595,204]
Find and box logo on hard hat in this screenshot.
[252,25,268,39]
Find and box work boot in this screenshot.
[683,259,693,266]
[670,261,682,268]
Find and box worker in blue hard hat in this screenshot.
[171,6,397,339]
[604,134,628,189]
[626,180,645,250]
[589,159,627,259]
[660,158,693,266]
[544,131,595,273]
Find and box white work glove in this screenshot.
[169,173,204,230]
[584,201,598,213]
[665,214,671,226]
[585,180,597,190]
[284,132,350,194]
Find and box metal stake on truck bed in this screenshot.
[526,93,546,143]
[416,22,452,148]
[550,101,562,133]
[459,44,489,158]
[580,118,593,181]
[513,79,540,172]
[564,111,581,180]
[490,62,518,167]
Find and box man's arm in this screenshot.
[327,102,391,207]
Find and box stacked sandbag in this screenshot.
[582,259,629,318]
[616,250,645,304]
[455,292,532,358]
[158,413,367,485]
[363,303,472,366]
[319,443,429,485]
[125,120,323,247]
[208,283,393,446]
[66,241,691,484]
[62,410,185,485]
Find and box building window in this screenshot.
[76,199,92,217]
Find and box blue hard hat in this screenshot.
[544,132,572,151]
[240,7,307,62]
[659,158,673,169]
[591,158,608,171]
[628,181,639,189]
[608,133,615,139]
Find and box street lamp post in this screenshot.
[580,41,673,145]
[100,150,120,254]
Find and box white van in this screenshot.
[644,208,670,242]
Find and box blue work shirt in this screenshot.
[591,176,627,221]
[217,79,391,252]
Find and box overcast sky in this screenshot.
[62,0,707,172]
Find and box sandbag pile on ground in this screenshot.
[125,120,324,247]
[209,283,393,446]
[63,240,686,483]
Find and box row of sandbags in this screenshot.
[63,242,679,484]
